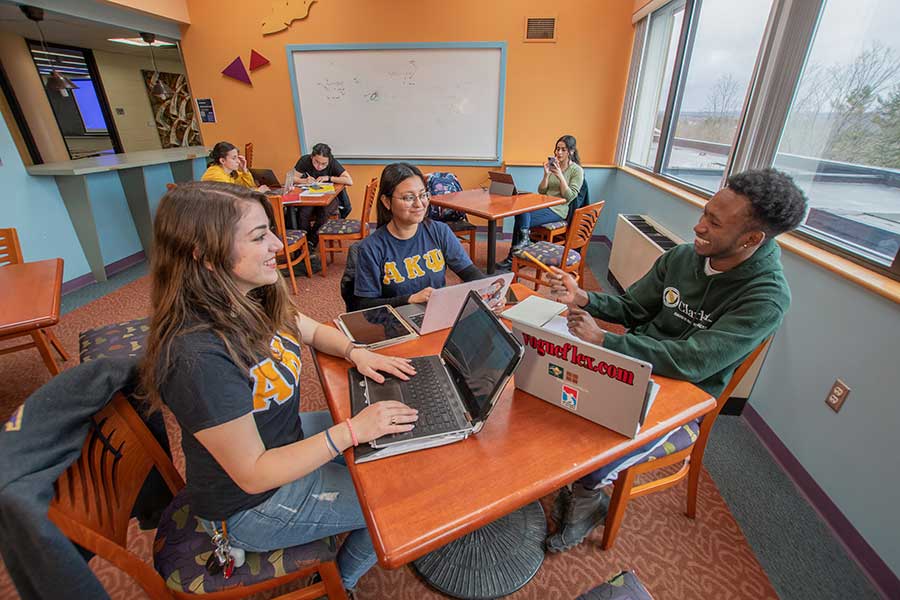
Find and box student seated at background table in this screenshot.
[352,162,485,309]
[200,141,269,192]
[543,168,808,553]
[139,181,419,592]
[292,143,354,247]
[496,134,585,269]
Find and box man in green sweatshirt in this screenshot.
[544,168,808,552]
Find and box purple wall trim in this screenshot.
[743,406,899,599]
[61,251,147,295]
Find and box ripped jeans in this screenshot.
[200,411,375,590]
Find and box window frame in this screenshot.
[619,0,900,281]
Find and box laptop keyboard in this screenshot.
[409,313,425,328]
[393,356,465,438]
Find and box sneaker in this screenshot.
[545,487,609,553]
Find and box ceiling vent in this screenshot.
[524,17,557,42]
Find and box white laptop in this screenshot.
[509,318,659,438]
[395,273,514,335]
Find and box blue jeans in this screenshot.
[577,424,688,490]
[201,411,375,590]
[513,206,565,230]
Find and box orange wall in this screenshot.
[180,0,634,218]
[100,0,191,24]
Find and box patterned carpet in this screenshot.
[0,241,777,599]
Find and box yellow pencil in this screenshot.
[521,250,555,275]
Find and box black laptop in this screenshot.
[349,291,524,462]
[249,168,282,189]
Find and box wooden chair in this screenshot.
[48,392,347,599]
[447,221,477,260]
[166,183,177,192]
[600,338,772,550]
[244,142,253,168]
[317,178,377,276]
[0,227,69,374]
[266,194,313,295]
[512,201,604,291]
[0,227,24,266]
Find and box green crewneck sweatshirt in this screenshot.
[586,241,790,397]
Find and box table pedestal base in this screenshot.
[411,501,546,599]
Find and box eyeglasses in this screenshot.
[393,191,431,204]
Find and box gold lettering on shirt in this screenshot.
[271,336,302,382]
[250,359,293,411]
[383,262,405,285]
[404,255,426,279]
[423,249,445,273]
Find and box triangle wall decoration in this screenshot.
[222,57,251,85]
[249,49,270,71]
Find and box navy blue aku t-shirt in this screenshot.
[354,220,472,299]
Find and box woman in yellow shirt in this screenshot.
[201,142,269,191]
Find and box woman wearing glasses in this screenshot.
[353,162,485,309]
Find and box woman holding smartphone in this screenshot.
[496,135,584,270]
[200,141,269,192]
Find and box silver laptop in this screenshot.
[349,291,524,462]
[510,319,658,438]
[395,274,514,335]
[488,171,529,195]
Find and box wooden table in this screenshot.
[314,298,715,569]
[279,183,345,207]
[428,189,565,273]
[0,259,68,375]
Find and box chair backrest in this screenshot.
[244,142,254,168]
[165,183,177,192]
[265,194,292,248]
[562,201,605,258]
[709,337,772,421]
[0,227,23,266]
[359,177,378,239]
[48,393,185,599]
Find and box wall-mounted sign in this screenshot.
[197,98,216,123]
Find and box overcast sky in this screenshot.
[678,0,900,112]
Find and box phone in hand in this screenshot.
[547,156,558,168]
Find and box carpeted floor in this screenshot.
[0,241,778,599]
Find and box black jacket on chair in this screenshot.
[0,358,172,600]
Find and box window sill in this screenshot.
[620,166,900,305]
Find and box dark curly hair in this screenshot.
[726,168,808,238]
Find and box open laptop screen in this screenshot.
[441,292,522,422]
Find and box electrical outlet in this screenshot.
[825,379,850,413]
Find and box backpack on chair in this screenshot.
[426,172,468,222]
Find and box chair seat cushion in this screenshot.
[533,220,568,231]
[153,489,337,595]
[516,241,581,267]
[79,317,150,362]
[445,220,476,233]
[319,219,361,235]
[643,419,701,462]
[285,229,307,246]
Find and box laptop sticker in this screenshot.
[548,363,564,379]
[565,371,579,384]
[561,384,579,410]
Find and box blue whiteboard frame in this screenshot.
[286,42,507,166]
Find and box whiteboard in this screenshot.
[287,43,506,164]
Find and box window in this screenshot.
[625,0,773,192]
[774,0,900,270]
[621,0,900,278]
[660,0,772,191]
[626,0,685,168]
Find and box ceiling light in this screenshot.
[20,5,79,96]
[108,37,176,47]
[139,32,173,100]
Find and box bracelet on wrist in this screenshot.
[345,419,359,446]
[343,340,357,362]
[324,428,340,456]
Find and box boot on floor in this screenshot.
[545,484,610,553]
[495,228,531,270]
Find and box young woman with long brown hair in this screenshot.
[139,181,418,591]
